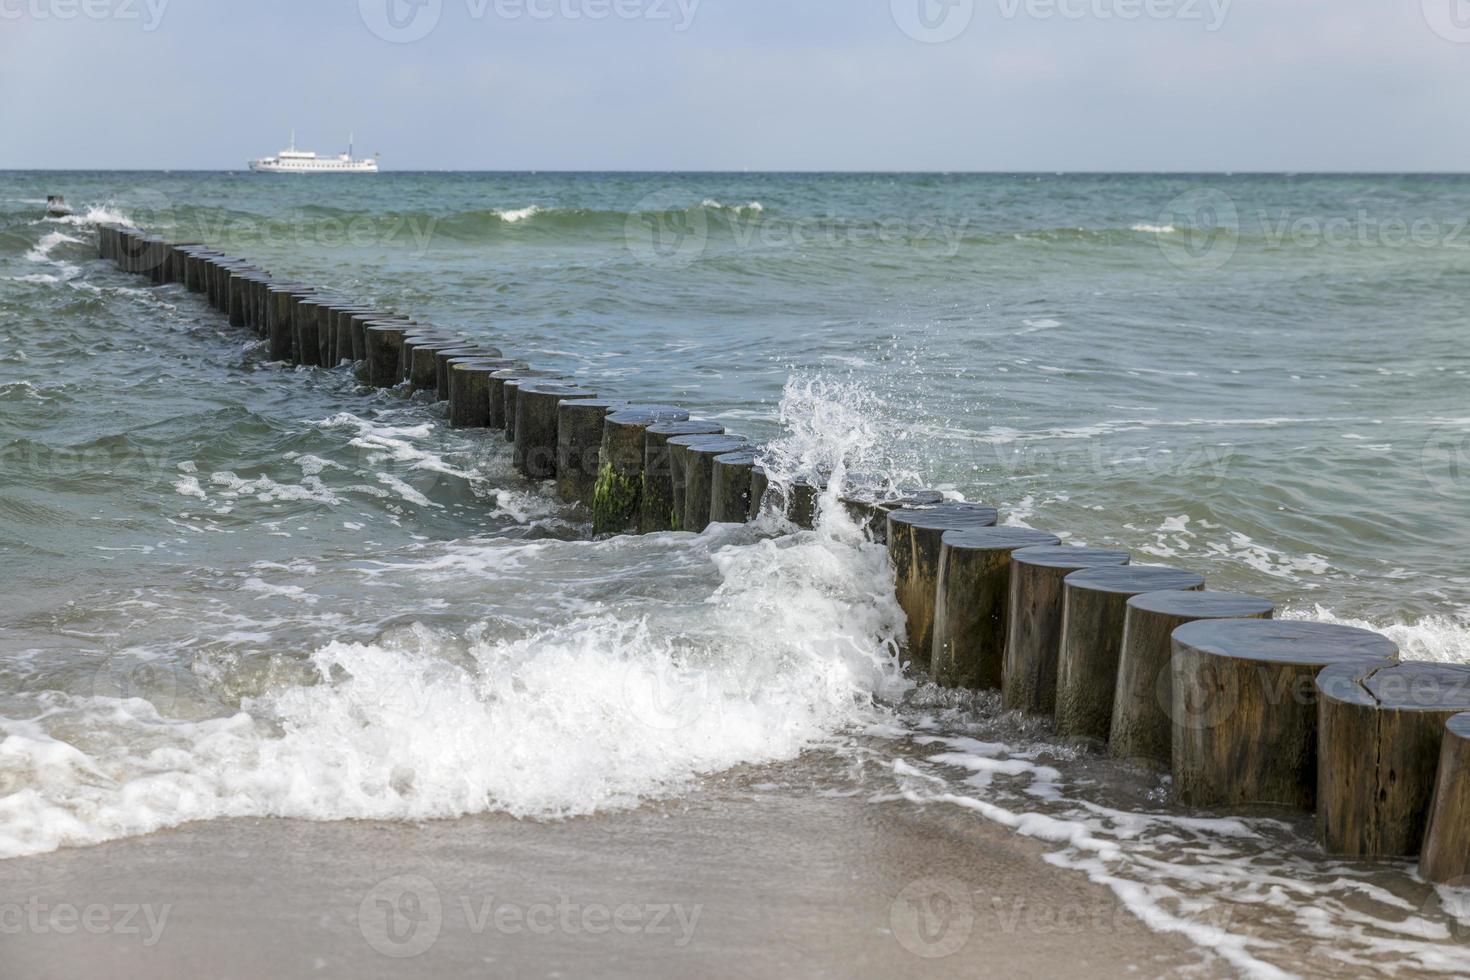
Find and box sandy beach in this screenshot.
[0,755,1222,979]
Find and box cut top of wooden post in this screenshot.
[1172,618,1399,668]
[941,526,1062,554]
[1127,590,1275,621]
[648,420,726,439]
[887,502,1001,536]
[1011,545,1131,572]
[1065,565,1205,596]
[1317,661,1470,713]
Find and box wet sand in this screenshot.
[0,759,1223,979]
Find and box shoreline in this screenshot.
[0,757,1223,980]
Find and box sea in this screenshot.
[3,171,1470,976]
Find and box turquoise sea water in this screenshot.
[3,172,1470,975]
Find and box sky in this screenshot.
[1,0,1469,170]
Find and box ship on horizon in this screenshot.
[248,133,379,174]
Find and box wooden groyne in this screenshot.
[98,222,1470,883]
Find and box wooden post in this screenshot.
[682,436,751,534]
[1110,591,1275,769]
[1170,619,1399,809]
[710,449,761,526]
[399,332,455,385]
[1420,713,1470,883]
[403,338,465,391]
[332,308,371,366]
[266,285,305,361]
[556,399,632,507]
[502,373,570,441]
[843,490,946,543]
[364,322,410,387]
[1055,565,1205,743]
[514,384,598,479]
[667,434,732,532]
[448,358,519,428]
[227,271,249,327]
[887,504,1000,670]
[295,300,325,367]
[432,346,486,400]
[595,408,692,535]
[1317,661,1470,857]
[1002,547,1132,717]
[931,527,1062,690]
[642,420,726,533]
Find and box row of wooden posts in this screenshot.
[98,222,1469,885]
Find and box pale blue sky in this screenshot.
[2,0,1468,170]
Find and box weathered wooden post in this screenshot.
[788,475,827,529]
[295,299,326,367]
[398,331,453,383]
[266,285,306,361]
[748,464,769,522]
[1002,546,1132,717]
[1316,661,1470,857]
[887,504,1000,669]
[1420,713,1470,883]
[404,338,467,391]
[843,489,946,542]
[449,358,520,428]
[502,373,571,440]
[434,347,497,400]
[555,400,631,507]
[930,527,1062,690]
[227,271,250,327]
[1109,591,1275,769]
[331,308,371,366]
[364,322,410,387]
[682,436,751,534]
[515,384,598,479]
[1055,565,1205,742]
[667,434,732,532]
[595,408,692,535]
[642,421,726,533]
[710,449,762,526]
[1170,619,1399,809]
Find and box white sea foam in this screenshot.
[496,205,542,223]
[1132,223,1177,234]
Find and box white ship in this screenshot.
[248,133,379,174]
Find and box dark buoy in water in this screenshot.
[642,420,726,533]
[514,383,598,480]
[1316,661,1470,857]
[1170,619,1398,809]
[1420,712,1470,883]
[1109,590,1275,770]
[1003,547,1132,718]
[930,527,1062,690]
[1055,565,1205,743]
[595,407,692,535]
[887,503,1000,669]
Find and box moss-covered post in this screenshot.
[515,384,598,479]
[1316,661,1470,857]
[556,400,630,507]
[642,420,726,533]
[1420,713,1470,883]
[1170,619,1398,809]
[887,504,1000,670]
[595,408,691,536]
[931,527,1062,691]
[1110,590,1275,770]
